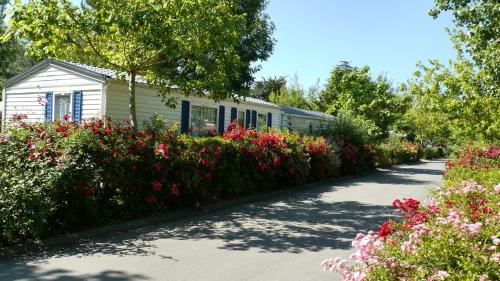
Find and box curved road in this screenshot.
[0,160,445,281]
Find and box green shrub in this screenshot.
[317,112,379,174]
[0,118,342,245]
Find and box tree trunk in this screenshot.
[128,72,138,134]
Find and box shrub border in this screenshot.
[0,165,392,259]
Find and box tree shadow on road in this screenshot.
[0,160,444,279]
[4,181,397,263]
[0,263,150,281]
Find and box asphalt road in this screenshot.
[0,159,445,281]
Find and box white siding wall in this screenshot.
[3,65,103,124]
[284,114,323,133]
[106,81,282,130]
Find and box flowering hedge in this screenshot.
[322,142,500,280]
[0,118,342,245]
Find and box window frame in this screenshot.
[190,104,218,137]
[257,112,268,130]
[52,92,73,121]
[237,110,245,127]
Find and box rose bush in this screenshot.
[0,118,343,245]
[322,142,500,280]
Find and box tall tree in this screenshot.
[269,74,310,109]
[430,0,499,93]
[404,59,499,143]
[317,64,409,136]
[0,0,34,98]
[251,75,286,101]
[3,0,274,133]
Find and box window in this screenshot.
[257,113,268,130]
[237,111,245,127]
[191,105,217,137]
[53,94,71,121]
[306,120,314,134]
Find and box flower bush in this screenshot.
[0,118,342,245]
[322,142,500,280]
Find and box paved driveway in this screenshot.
[0,160,445,281]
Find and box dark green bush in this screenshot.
[0,119,341,245]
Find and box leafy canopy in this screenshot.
[269,74,310,109]
[314,64,410,136]
[430,0,499,93]
[6,0,258,99]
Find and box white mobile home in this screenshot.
[282,106,334,133]
[2,59,281,136]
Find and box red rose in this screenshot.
[151,181,162,191]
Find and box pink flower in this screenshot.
[401,241,411,253]
[63,113,71,121]
[154,143,170,159]
[494,184,500,194]
[479,274,488,281]
[37,95,48,106]
[492,236,500,246]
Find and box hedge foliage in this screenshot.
[0,119,344,245]
[0,115,432,246]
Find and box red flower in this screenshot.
[145,195,157,204]
[104,127,112,136]
[63,113,71,121]
[152,163,162,173]
[273,156,281,167]
[136,140,146,150]
[378,221,393,239]
[151,181,162,191]
[155,143,170,159]
[170,183,180,197]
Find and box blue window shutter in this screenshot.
[267,112,272,128]
[181,100,190,133]
[251,110,257,129]
[230,107,237,122]
[45,92,53,123]
[218,105,225,133]
[245,109,251,129]
[72,90,83,123]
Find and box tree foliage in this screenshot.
[314,64,409,137]
[251,75,286,101]
[3,0,274,132]
[269,74,310,109]
[430,0,499,93]
[0,0,34,97]
[403,59,499,144]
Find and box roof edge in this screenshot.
[3,58,107,88]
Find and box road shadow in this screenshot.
[0,160,444,278]
[5,183,395,262]
[0,263,150,281]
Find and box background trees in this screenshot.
[313,64,409,138]
[0,0,34,98]
[3,0,274,132]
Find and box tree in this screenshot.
[430,0,499,93]
[316,64,409,136]
[251,75,286,101]
[404,59,499,144]
[269,74,310,109]
[0,0,34,98]
[3,0,274,133]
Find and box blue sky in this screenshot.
[255,0,456,89]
